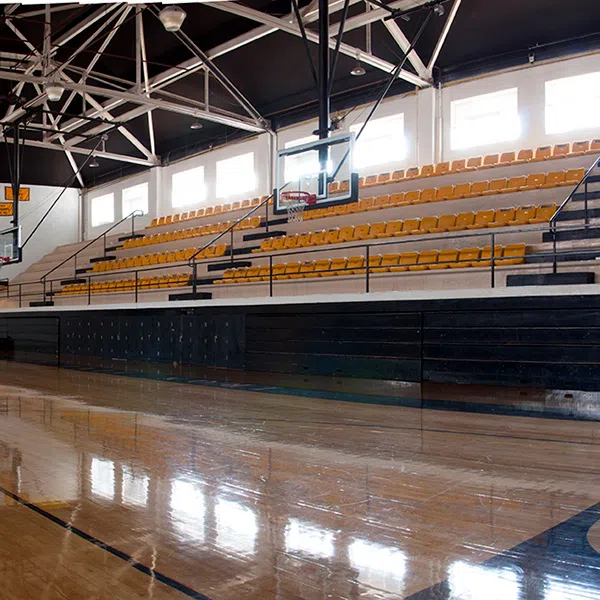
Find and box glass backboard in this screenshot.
[0,226,20,263]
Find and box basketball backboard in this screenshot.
[275,132,359,215]
[0,226,20,264]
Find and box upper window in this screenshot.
[350,114,405,170]
[122,182,148,216]
[450,88,520,150]
[284,135,320,182]
[545,72,600,135]
[216,152,256,199]
[172,166,206,208]
[90,193,114,228]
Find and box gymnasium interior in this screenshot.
[0,0,599,598]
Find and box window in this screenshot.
[450,88,520,150]
[545,72,600,135]
[122,182,148,216]
[172,166,206,208]
[216,152,256,198]
[284,135,319,182]
[90,193,114,227]
[350,114,405,170]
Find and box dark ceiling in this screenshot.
[0,0,599,189]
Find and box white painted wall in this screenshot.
[1,183,79,280]
[81,51,600,239]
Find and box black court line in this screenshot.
[0,485,211,600]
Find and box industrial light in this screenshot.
[89,156,99,168]
[45,80,64,102]
[190,120,203,130]
[159,5,186,32]
[433,3,445,16]
[351,52,366,76]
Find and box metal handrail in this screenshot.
[41,210,144,289]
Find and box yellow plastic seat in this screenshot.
[390,170,404,182]
[390,252,419,272]
[347,256,365,274]
[529,204,557,223]
[372,253,399,273]
[378,221,403,238]
[285,262,303,279]
[434,162,450,177]
[504,176,527,193]
[254,238,273,254]
[542,171,566,188]
[414,216,438,234]
[452,247,480,269]
[333,204,349,216]
[488,208,516,228]
[307,259,331,277]
[338,227,354,243]
[214,244,227,257]
[448,212,475,231]
[284,235,300,249]
[479,245,504,267]
[466,156,483,170]
[515,148,533,163]
[524,173,546,189]
[498,151,516,166]
[410,250,439,271]
[430,214,456,233]
[467,181,489,197]
[467,209,495,229]
[588,139,600,154]
[564,168,585,185]
[322,257,347,276]
[243,266,260,282]
[352,224,371,240]
[420,188,436,203]
[256,265,271,281]
[569,141,590,156]
[366,222,386,238]
[430,249,459,269]
[230,202,241,211]
[451,159,466,172]
[452,183,471,199]
[482,179,507,195]
[299,261,315,277]
[533,146,552,161]
[421,165,435,177]
[508,206,537,225]
[309,230,327,246]
[328,181,340,195]
[368,195,390,211]
[325,229,340,244]
[233,267,248,283]
[296,233,312,247]
[354,254,382,274]
[436,186,454,202]
[482,154,499,168]
[358,197,375,212]
[552,143,570,159]
[497,243,526,265]
[405,167,420,179]
[396,218,420,236]
[405,190,421,204]
[364,175,378,187]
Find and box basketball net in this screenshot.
[280,191,317,223]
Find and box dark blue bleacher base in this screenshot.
[1,293,599,390]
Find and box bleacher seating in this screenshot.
[58,273,191,296]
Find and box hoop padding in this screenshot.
[280,191,317,223]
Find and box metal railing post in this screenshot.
[269,255,273,297]
[584,179,589,224]
[490,234,495,288]
[192,261,197,294]
[87,276,91,305]
[135,271,139,303]
[552,224,558,274]
[365,244,370,293]
[230,226,234,266]
[18,284,21,308]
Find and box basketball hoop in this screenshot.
[280,191,317,223]
[0,257,9,275]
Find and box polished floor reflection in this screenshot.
[0,361,599,599]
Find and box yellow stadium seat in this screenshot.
[323,257,347,276]
[296,233,312,247]
[334,204,349,216]
[307,259,331,277]
[325,229,340,244]
[149,218,158,228]
[410,250,438,271]
[482,154,499,168]
[414,216,438,234]
[372,253,399,273]
[498,151,516,166]
[430,214,456,233]
[233,267,248,283]
[508,206,537,225]
[364,175,378,187]
[297,261,315,278]
[488,208,516,228]
[405,167,420,179]
[479,245,504,267]
[466,156,483,170]
[430,249,459,269]
[396,218,420,236]
[346,202,360,214]
[533,146,552,161]
[389,192,407,206]
[405,190,421,204]
[421,165,435,177]
[378,221,403,238]
[354,254,382,274]
[367,222,387,238]
[214,244,227,257]
[504,176,527,193]
[420,189,436,203]
[436,186,454,202]
[452,247,480,269]
[467,209,495,229]
[329,181,340,194]
[347,256,365,274]
[391,170,404,182]
[272,263,287,280]
[196,208,206,217]
[569,141,589,156]
[524,173,546,189]
[564,168,585,185]
[280,262,301,280]
[309,230,327,246]
[497,243,526,265]
[204,207,215,217]
[245,266,261,282]
[451,159,467,172]
[368,195,390,211]
[448,212,475,231]
[332,226,351,243]
[552,143,570,159]
[467,181,489,197]
[452,183,471,199]
[358,177,366,189]
[358,197,375,212]
[352,223,371,241]
[434,162,450,176]
[257,265,271,281]
[529,204,556,223]
[271,237,286,251]
[588,139,600,154]
[515,148,533,163]
[285,235,300,249]
[482,178,507,195]
[542,171,566,188]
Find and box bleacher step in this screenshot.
[208,260,252,272]
[556,208,600,221]
[243,230,286,241]
[586,174,600,183]
[118,233,145,242]
[264,217,289,227]
[105,245,122,252]
[225,245,260,256]
[60,278,88,286]
[506,272,595,287]
[573,190,600,201]
[190,277,219,286]
[75,268,92,275]
[525,250,600,264]
[89,255,116,264]
[542,227,600,242]
[29,300,55,307]
[168,291,212,301]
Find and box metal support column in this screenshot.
[318,0,330,195]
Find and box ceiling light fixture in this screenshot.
[89,156,99,168]
[190,120,203,130]
[433,3,445,16]
[159,5,187,32]
[45,79,64,102]
[351,51,366,76]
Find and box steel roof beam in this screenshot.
[383,19,429,80]
[427,0,461,76]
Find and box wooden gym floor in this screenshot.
[0,361,598,599]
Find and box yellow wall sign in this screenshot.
[0,203,14,216]
[4,187,30,201]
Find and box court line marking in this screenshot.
[0,485,211,600]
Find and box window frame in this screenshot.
[171,166,206,209]
[216,152,257,199]
[349,113,406,170]
[121,182,149,217]
[90,192,115,228]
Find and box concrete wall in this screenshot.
[1,184,80,280]
[81,51,600,240]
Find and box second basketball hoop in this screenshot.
[280,190,317,223]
